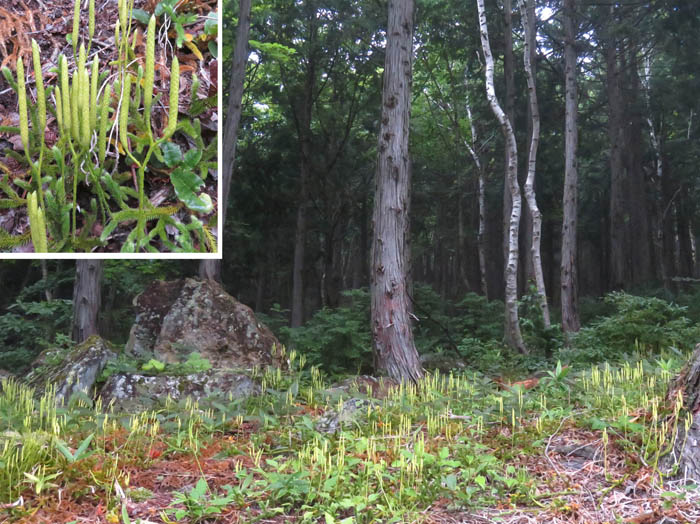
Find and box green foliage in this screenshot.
[0,298,72,371]
[518,286,564,358]
[278,289,372,374]
[566,292,700,364]
[168,478,236,522]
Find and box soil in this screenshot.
[0,0,219,253]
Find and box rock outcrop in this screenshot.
[126,278,284,369]
[99,370,260,412]
[25,336,117,404]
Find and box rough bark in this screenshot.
[290,18,317,328]
[560,0,580,334]
[477,0,527,353]
[662,344,700,482]
[370,0,423,383]
[72,261,102,344]
[518,0,550,328]
[199,0,252,282]
[606,31,629,290]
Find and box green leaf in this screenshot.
[208,41,218,59]
[443,473,457,490]
[204,12,217,36]
[183,148,202,168]
[191,477,208,499]
[170,167,212,213]
[475,475,486,489]
[161,142,183,167]
[131,8,152,25]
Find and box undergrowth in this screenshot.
[0,348,692,523]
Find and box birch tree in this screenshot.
[518,0,550,328]
[476,0,526,353]
[371,0,423,382]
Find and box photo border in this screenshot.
[0,0,224,260]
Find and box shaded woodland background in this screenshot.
[220,0,700,320]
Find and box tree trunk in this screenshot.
[370,0,423,383]
[606,33,629,290]
[662,343,700,481]
[560,0,580,334]
[477,0,527,353]
[72,260,102,343]
[41,260,52,301]
[290,23,317,328]
[502,0,515,294]
[465,95,488,299]
[198,0,252,282]
[518,0,550,329]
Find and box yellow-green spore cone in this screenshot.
[88,0,95,42]
[16,58,29,153]
[31,40,46,134]
[143,15,156,132]
[90,56,99,131]
[28,191,48,253]
[119,74,132,152]
[70,76,80,142]
[164,56,179,138]
[55,86,64,132]
[80,68,90,147]
[98,84,112,164]
[60,55,71,135]
[72,0,80,54]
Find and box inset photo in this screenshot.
[0,0,219,254]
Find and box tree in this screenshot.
[560,0,580,334]
[476,0,526,353]
[72,260,102,343]
[199,0,252,282]
[518,0,550,328]
[662,343,700,482]
[370,0,423,383]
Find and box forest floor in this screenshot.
[1,358,699,524]
[0,0,218,253]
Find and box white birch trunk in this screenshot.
[476,0,526,353]
[465,97,488,299]
[518,0,550,328]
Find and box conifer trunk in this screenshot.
[561,0,581,333]
[370,0,423,383]
[72,261,102,343]
[199,0,252,282]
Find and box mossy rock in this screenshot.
[24,335,119,404]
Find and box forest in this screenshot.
[2,0,700,522]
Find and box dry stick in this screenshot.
[544,415,570,477]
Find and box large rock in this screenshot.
[25,336,117,404]
[126,278,284,369]
[99,370,260,412]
